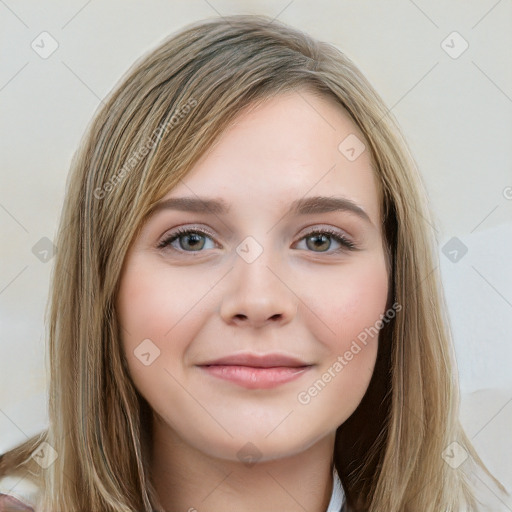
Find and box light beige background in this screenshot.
[1,0,511,507]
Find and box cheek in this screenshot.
[117,256,213,343]
[311,252,389,344]
[116,258,174,365]
[117,263,164,339]
[294,261,388,422]
[302,253,389,397]
[116,256,218,395]
[116,263,183,420]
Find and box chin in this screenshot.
[191,423,330,464]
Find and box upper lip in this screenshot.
[198,353,311,368]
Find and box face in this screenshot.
[116,89,390,463]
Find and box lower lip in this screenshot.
[199,365,311,389]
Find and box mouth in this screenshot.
[197,352,313,390]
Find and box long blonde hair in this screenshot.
[0,14,506,512]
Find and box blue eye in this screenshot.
[157,226,357,254]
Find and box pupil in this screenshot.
[184,233,203,250]
[308,234,329,252]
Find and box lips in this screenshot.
[197,352,313,390]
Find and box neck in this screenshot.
[150,415,336,512]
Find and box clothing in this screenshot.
[327,465,347,511]
[0,475,38,511]
[0,467,347,511]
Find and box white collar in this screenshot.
[326,466,346,512]
[0,474,39,509]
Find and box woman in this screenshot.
[0,13,507,512]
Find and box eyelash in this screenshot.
[157,226,357,254]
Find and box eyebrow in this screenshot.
[147,195,373,226]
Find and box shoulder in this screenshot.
[0,475,41,511]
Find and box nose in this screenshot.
[219,246,298,328]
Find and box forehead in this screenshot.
[162,90,382,227]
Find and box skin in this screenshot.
[116,89,390,512]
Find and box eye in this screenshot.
[157,226,357,254]
[295,227,357,253]
[157,227,217,252]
